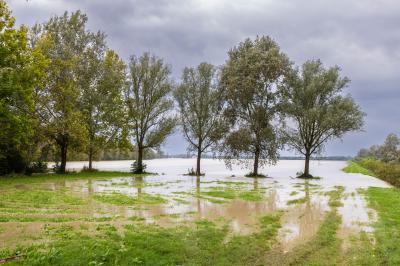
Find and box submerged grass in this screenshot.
[2,213,283,266]
[200,186,265,202]
[287,197,307,205]
[269,186,345,265]
[93,192,167,205]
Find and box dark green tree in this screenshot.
[125,53,176,173]
[281,60,364,178]
[220,36,290,176]
[0,0,47,174]
[79,44,127,170]
[174,63,226,176]
[32,11,92,173]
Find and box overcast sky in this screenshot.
[8,0,400,156]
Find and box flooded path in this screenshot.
[0,159,390,250]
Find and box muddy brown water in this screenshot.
[0,159,390,251]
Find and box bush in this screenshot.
[356,158,400,187]
[131,160,146,174]
[25,161,48,175]
[81,166,98,172]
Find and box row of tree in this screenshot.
[357,133,400,163]
[0,2,364,177]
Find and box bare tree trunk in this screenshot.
[253,148,260,176]
[60,141,68,174]
[136,146,144,173]
[304,152,311,178]
[88,146,93,170]
[196,147,201,176]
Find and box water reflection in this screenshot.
[3,159,391,250]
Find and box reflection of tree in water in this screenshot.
[253,178,259,190]
[87,179,93,194]
[297,180,322,241]
[196,176,201,215]
[134,176,144,195]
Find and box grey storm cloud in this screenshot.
[8,0,400,156]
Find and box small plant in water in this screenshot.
[81,166,98,172]
[131,160,147,174]
[184,167,204,176]
[245,172,267,178]
[25,161,48,175]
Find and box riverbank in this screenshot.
[343,158,400,187]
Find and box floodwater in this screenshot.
[1,159,391,250]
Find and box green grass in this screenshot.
[0,190,84,206]
[0,171,148,185]
[2,213,282,266]
[93,192,167,205]
[198,185,266,202]
[364,187,400,265]
[343,161,374,176]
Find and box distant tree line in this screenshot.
[357,133,400,163]
[0,2,364,177]
[354,134,400,187]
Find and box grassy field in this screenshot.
[0,171,400,265]
[342,161,374,176]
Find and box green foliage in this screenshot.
[32,11,94,173]
[79,48,127,169]
[174,62,227,175]
[281,60,364,176]
[130,160,147,174]
[353,158,400,187]
[25,161,48,175]
[357,133,400,163]
[125,53,176,173]
[0,0,47,174]
[220,36,290,175]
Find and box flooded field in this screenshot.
[0,159,392,264]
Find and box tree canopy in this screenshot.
[281,60,365,177]
[125,53,176,173]
[220,36,291,176]
[174,62,226,175]
[0,0,47,174]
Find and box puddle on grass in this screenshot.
[0,159,391,250]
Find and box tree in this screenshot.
[79,44,127,170]
[33,11,92,173]
[219,36,290,176]
[0,0,47,174]
[378,133,399,163]
[125,53,176,173]
[174,63,226,176]
[281,60,364,178]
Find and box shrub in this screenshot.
[356,158,400,187]
[25,161,48,175]
[131,160,146,173]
